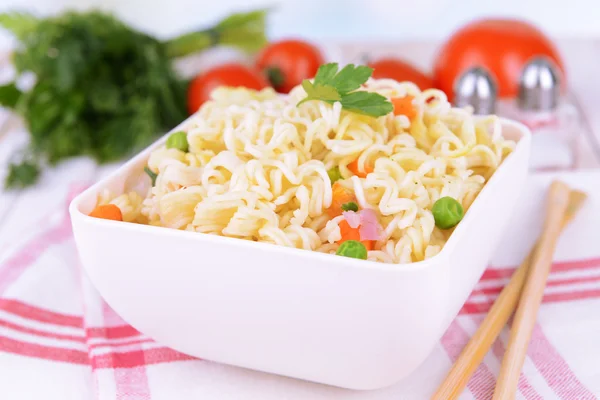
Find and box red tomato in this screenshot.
[368,58,434,90]
[187,63,268,114]
[256,39,324,93]
[433,18,566,100]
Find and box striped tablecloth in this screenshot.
[0,171,599,400]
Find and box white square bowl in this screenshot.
[69,117,531,390]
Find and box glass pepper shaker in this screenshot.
[496,57,580,171]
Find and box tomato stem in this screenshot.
[265,67,285,90]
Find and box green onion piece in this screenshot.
[341,202,359,212]
[336,240,368,260]
[166,131,189,152]
[327,166,343,184]
[432,196,464,229]
[144,166,157,186]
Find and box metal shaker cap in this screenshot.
[453,67,497,115]
[517,56,560,111]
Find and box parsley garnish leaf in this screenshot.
[313,63,339,85]
[340,91,394,117]
[297,62,393,117]
[297,80,341,106]
[331,64,372,93]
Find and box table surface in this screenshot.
[0,38,599,253]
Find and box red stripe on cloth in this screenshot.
[0,335,88,364]
[440,320,497,400]
[543,288,600,303]
[481,258,600,281]
[459,301,499,315]
[87,325,141,340]
[0,300,141,340]
[0,310,152,349]
[480,267,519,280]
[472,275,600,297]
[0,316,85,343]
[528,324,597,400]
[0,333,192,369]
[103,303,152,400]
[461,288,600,315]
[0,299,83,328]
[91,347,195,369]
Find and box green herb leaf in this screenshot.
[144,166,157,186]
[0,83,22,109]
[0,10,193,188]
[4,160,40,189]
[331,64,373,94]
[313,63,339,86]
[0,12,39,41]
[340,91,394,117]
[297,80,341,106]
[341,202,359,212]
[297,62,393,118]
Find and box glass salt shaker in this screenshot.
[496,57,579,171]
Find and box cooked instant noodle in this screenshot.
[98,78,515,264]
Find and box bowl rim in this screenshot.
[69,116,531,273]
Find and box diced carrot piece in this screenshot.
[337,220,374,250]
[347,159,373,178]
[89,204,123,221]
[339,219,361,241]
[391,95,417,120]
[327,182,356,218]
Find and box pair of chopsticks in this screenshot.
[432,181,586,400]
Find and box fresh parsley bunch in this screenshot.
[298,63,393,117]
[0,9,267,189]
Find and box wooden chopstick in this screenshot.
[432,183,586,400]
[492,181,574,399]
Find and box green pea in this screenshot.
[432,196,464,229]
[336,240,368,260]
[341,202,359,212]
[166,131,189,152]
[327,166,343,184]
